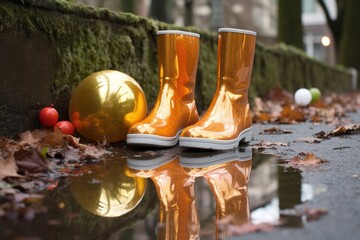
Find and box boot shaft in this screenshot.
[217,28,256,98]
[157,30,200,101]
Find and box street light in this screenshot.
[321,36,331,47]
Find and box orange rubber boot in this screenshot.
[180,28,256,150]
[127,30,200,147]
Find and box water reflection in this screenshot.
[128,152,199,240]
[249,156,314,228]
[0,148,317,240]
[127,147,252,239]
[70,159,146,217]
[180,148,252,239]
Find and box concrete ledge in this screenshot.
[0,0,353,138]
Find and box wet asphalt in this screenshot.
[235,111,360,240]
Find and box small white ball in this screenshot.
[294,88,312,106]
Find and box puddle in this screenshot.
[0,147,320,239]
[250,160,314,228]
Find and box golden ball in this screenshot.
[69,70,147,142]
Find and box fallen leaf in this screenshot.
[46,180,59,191]
[14,146,49,174]
[253,140,288,150]
[288,153,327,168]
[263,127,293,134]
[252,90,360,124]
[294,137,323,143]
[217,217,275,237]
[279,105,306,123]
[304,208,328,221]
[0,152,20,180]
[315,124,360,139]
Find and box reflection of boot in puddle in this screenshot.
[127,152,199,240]
[180,147,252,237]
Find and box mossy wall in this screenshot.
[0,0,353,138]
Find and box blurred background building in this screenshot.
[302,0,336,64]
[74,0,336,64]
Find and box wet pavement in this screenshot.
[1,112,360,240]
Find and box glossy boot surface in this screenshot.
[180,28,256,150]
[127,30,200,147]
[127,156,199,240]
[180,147,252,238]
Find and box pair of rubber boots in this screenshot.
[127,28,256,150]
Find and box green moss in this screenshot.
[0,0,354,120]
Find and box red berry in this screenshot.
[54,121,75,135]
[39,105,59,127]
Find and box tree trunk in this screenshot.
[277,0,304,50]
[150,0,172,23]
[184,0,193,26]
[338,0,360,74]
[120,0,135,13]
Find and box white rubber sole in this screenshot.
[179,127,252,150]
[126,131,182,147]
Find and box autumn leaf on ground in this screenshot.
[0,152,20,180]
[253,140,288,150]
[304,208,328,221]
[294,137,323,143]
[14,146,50,174]
[327,124,360,136]
[288,153,327,169]
[315,123,360,139]
[279,105,306,124]
[252,88,360,124]
[262,127,293,134]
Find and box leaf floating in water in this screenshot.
[304,208,328,222]
[217,216,275,237]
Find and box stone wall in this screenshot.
[0,0,353,138]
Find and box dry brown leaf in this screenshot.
[217,217,275,237]
[252,90,360,124]
[288,153,327,168]
[263,127,293,134]
[279,105,306,123]
[0,152,20,180]
[14,146,49,174]
[40,128,65,148]
[304,208,328,221]
[330,124,360,136]
[315,124,360,139]
[254,140,288,150]
[294,137,323,143]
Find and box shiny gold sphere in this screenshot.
[69,70,147,142]
[71,160,147,217]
